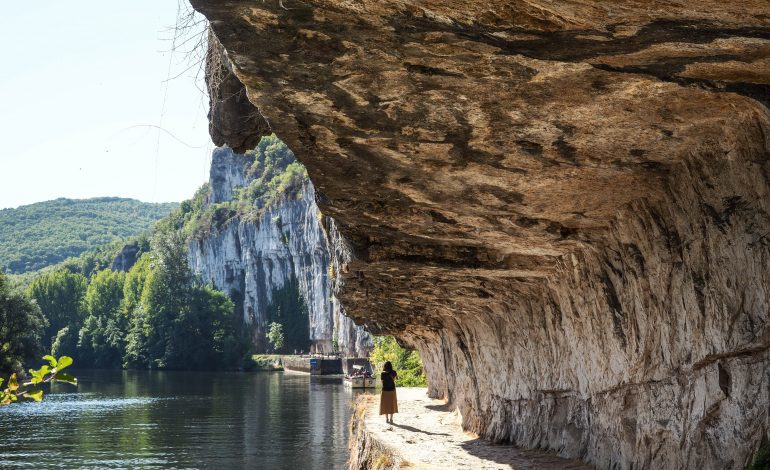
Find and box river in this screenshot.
[0,370,369,469]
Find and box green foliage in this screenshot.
[0,198,176,274]
[267,322,285,352]
[7,230,246,372]
[266,277,310,353]
[183,285,241,369]
[5,234,149,293]
[0,272,46,374]
[749,443,770,470]
[77,269,127,368]
[0,355,77,406]
[169,135,309,239]
[28,270,87,348]
[60,234,151,279]
[154,184,212,237]
[51,326,78,359]
[123,231,246,370]
[122,253,153,314]
[0,137,313,372]
[242,135,308,214]
[138,231,193,368]
[332,329,339,353]
[249,354,284,371]
[369,336,427,387]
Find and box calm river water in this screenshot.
[0,370,369,469]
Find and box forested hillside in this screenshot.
[0,198,177,273]
[0,138,322,374]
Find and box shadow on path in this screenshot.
[390,422,450,437]
[460,438,594,469]
[425,403,452,412]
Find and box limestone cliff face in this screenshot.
[188,147,372,356]
[188,1,770,468]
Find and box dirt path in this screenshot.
[359,388,593,470]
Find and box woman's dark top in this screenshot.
[381,371,397,391]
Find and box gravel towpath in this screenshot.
[361,387,594,470]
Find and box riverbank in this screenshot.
[349,388,593,470]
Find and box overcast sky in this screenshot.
[0,1,214,209]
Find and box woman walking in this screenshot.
[379,361,398,423]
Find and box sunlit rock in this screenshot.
[188,146,372,356]
[188,1,770,467]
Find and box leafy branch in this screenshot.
[0,355,77,406]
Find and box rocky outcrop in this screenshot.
[188,1,770,468]
[208,146,251,204]
[111,242,141,272]
[205,30,268,153]
[188,146,371,356]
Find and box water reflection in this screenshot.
[0,370,372,469]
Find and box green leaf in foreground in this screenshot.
[42,355,57,368]
[7,374,19,392]
[1,358,78,407]
[27,365,50,385]
[23,390,43,402]
[56,356,73,371]
[55,373,78,386]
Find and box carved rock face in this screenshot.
[189,1,770,468]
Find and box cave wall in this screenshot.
[411,136,770,468]
[187,1,770,467]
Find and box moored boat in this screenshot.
[344,365,375,388]
[344,376,376,388]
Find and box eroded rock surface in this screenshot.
[188,1,770,468]
[111,242,141,272]
[205,30,269,152]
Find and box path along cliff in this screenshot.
[349,388,593,470]
[187,1,770,468]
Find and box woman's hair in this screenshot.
[383,361,393,373]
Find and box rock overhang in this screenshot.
[186,1,770,467]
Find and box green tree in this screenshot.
[27,270,87,349]
[78,269,127,368]
[749,443,770,470]
[369,336,427,387]
[123,305,150,369]
[267,322,285,352]
[122,254,154,368]
[0,272,46,374]
[265,278,310,353]
[122,253,152,314]
[141,231,192,368]
[50,326,78,358]
[186,285,240,368]
[127,231,244,370]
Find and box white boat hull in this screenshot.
[344,377,376,388]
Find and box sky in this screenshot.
[0,1,215,209]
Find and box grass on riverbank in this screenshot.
[249,354,284,371]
